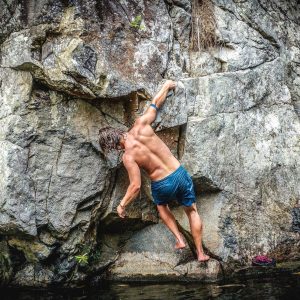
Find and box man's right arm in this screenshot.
[136,80,176,126]
[117,154,141,218]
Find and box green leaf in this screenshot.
[74,253,89,265]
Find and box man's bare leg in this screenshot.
[183,204,210,262]
[157,204,186,249]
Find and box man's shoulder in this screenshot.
[122,152,135,163]
[132,119,154,134]
[122,153,140,172]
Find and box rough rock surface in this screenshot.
[0,0,299,286]
[107,224,222,282]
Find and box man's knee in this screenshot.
[157,204,168,213]
[157,204,167,209]
[184,203,197,214]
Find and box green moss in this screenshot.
[89,249,101,264]
[0,241,12,283]
[8,238,50,263]
[129,15,146,31]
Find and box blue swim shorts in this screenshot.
[151,165,196,207]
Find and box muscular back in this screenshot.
[124,121,180,181]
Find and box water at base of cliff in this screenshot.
[1,276,299,300]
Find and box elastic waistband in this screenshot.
[151,165,185,185]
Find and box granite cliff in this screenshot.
[0,0,299,286]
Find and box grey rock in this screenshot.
[169,5,191,49]
[0,1,173,99]
[8,238,52,262]
[0,0,300,287]
[108,223,222,281]
[166,0,192,13]
[0,142,36,236]
[152,80,188,130]
[72,44,97,81]
[291,207,300,233]
[182,58,300,262]
[12,264,54,287]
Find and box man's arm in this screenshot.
[117,154,141,218]
[136,80,176,126]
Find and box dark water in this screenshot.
[1,276,300,300]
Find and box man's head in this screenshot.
[98,126,126,154]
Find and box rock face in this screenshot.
[0,0,299,286]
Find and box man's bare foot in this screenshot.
[175,237,186,249]
[198,253,210,262]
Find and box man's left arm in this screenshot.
[134,80,176,126]
[117,155,141,218]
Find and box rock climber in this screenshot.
[98,80,210,262]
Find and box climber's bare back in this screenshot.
[123,121,180,181]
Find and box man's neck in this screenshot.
[119,133,128,149]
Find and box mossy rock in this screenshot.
[0,241,13,284]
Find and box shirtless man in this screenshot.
[98,80,210,262]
